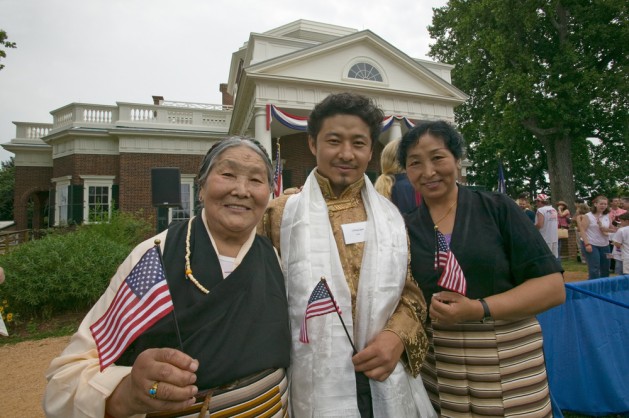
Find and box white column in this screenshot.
[388,119,403,143]
[254,108,272,159]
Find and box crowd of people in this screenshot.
[515,192,628,279]
[42,92,626,417]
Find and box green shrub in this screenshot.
[81,210,154,247]
[0,211,153,319]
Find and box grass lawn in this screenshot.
[562,258,588,273]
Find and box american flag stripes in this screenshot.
[90,246,174,371]
[299,281,342,343]
[435,230,467,295]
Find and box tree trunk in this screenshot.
[539,134,576,212]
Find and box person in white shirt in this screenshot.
[578,195,615,279]
[535,194,559,259]
[612,213,629,275]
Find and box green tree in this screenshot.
[0,29,17,71]
[0,157,14,220]
[429,0,628,208]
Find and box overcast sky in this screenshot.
[0,0,448,162]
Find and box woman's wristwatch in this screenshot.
[478,298,493,323]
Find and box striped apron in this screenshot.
[422,317,552,417]
[147,368,288,418]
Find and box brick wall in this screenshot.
[53,154,120,183]
[14,166,53,229]
[118,153,204,218]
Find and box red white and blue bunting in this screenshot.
[381,115,416,131]
[266,104,308,131]
[266,104,416,133]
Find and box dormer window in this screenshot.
[348,62,383,82]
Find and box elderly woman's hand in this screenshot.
[430,291,483,325]
[106,348,199,417]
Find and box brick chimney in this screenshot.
[219,84,233,106]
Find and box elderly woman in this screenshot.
[44,137,290,418]
[398,121,565,417]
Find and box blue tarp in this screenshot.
[538,275,629,416]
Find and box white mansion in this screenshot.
[2,19,467,231]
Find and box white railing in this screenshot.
[48,101,231,134]
[13,122,53,140]
[159,99,233,111]
[51,104,118,131]
[117,102,231,130]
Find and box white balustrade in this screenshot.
[13,122,53,140]
[53,110,74,129]
[117,102,230,131]
[167,110,193,125]
[160,100,233,111]
[202,114,230,127]
[83,108,113,124]
[27,125,50,139]
[39,101,231,135]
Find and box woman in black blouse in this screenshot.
[399,120,565,417]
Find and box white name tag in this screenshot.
[341,221,367,244]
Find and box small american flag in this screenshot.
[299,281,342,343]
[497,161,506,194]
[273,143,283,198]
[435,230,467,295]
[90,246,174,371]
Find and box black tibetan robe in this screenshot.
[405,186,562,306]
[117,217,290,390]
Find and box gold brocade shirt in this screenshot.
[259,172,428,376]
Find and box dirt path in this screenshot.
[0,336,70,418]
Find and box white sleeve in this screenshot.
[42,232,167,418]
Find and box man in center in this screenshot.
[260,92,435,417]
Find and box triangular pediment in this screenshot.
[245,30,467,102]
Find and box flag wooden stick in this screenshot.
[154,239,185,352]
[320,277,357,355]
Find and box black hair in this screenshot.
[307,92,384,148]
[397,120,465,168]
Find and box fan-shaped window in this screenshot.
[348,62,383,82]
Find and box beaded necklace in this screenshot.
[185,216,210,294]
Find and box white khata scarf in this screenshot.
[280,171,436,418]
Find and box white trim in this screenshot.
[342,56,389,86]
[80,176,115,223]
[79,175,116,182]
[168,175,196,223]
[53,177,71,226]
[51,175,72,183]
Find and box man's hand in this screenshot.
[352,330,404,381]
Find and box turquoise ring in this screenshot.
[148,381,159,399]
